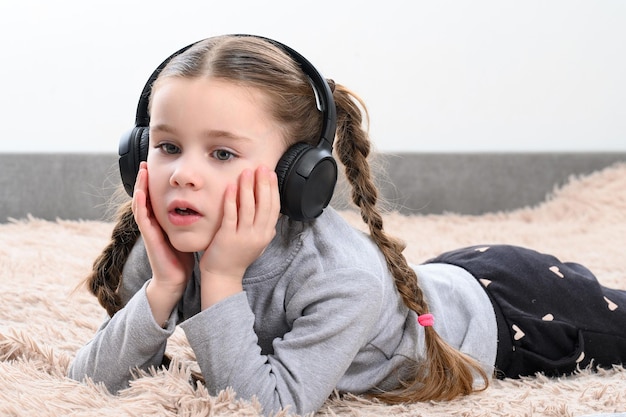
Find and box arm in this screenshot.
[70,161,193,390]
[132,161,195,325]
[68,281,177,392]
[71,162,277,393]
[68,238,179,392]
[184,165,382,414]
[180,269,383,416]
[199,166,279,308]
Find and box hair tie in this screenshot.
[417,313,434,327]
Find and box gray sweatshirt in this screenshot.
[69,208,497,416]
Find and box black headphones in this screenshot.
[118,34,338,222]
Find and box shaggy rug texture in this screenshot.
[2,163,626,417]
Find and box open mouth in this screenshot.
[167,201,202,225]
[174,207,199,216]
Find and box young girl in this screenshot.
[69,35,626,416]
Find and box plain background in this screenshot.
[1,0,625,154]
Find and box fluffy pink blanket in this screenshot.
[1,163,626,416]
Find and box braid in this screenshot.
[86,200,139,317]
[332,83,488,403]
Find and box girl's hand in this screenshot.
[199,165,280,308]
[133,161,194,325]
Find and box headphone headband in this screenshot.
[133,35,336,149]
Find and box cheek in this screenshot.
[147,167,164,192]
[146,163,169,205]
[146,154,167,183]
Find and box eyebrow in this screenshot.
[150,123,253,143]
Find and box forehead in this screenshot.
[151,76,270,113]
[149,77,286,145]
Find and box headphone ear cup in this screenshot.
[275,142,309,195]
[118,126,150,197]
[275,142,338,221]
[137,127,150,162]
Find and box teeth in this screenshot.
[175,208,190,215]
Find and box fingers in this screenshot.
[253,165,280,229]
[221,182,238,231]
[201,166,280,280]
[132,161,160,241]
[132,162,149,225]
[235,166,279,230]
[236,168,255,229]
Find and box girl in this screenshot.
[69,35,626,416]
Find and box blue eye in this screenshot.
[213,149,234,161]
[158,143,180,154]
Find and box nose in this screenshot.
[170,156,204,189]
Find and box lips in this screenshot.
[167,200,203,226]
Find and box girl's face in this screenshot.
[147,77,287,253]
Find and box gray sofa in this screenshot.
[1,152,625,223]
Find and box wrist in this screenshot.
[200,272,243,310]
[146,279,185,326]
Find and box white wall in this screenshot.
[1,0,625,153]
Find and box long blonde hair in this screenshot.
[87,35,488,403]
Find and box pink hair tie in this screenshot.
[417,314,434,327]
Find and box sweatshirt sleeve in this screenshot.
[179,269,383,416]
[68,237,177,393]
[68,281,178,392]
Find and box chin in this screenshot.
[167,234,210,253]
[172,243,205,253]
